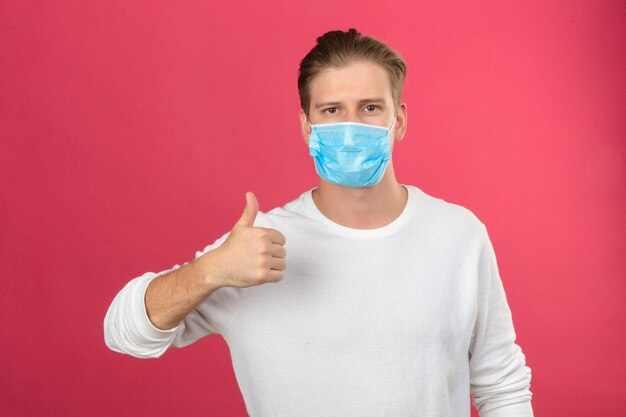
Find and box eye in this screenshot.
[324,107,339,115]
[364,104,380,112]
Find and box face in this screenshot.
[299,60,407,152]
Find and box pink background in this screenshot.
[1,1,625,416]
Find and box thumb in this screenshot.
[235,191,259,227]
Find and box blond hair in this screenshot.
[298,28,407,119]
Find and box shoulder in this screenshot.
[252,190,311,229]
[409,184,487,240]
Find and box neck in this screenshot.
[311,163,408,229]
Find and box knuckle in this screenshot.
[256,255,268,268]
[256,268,268,281]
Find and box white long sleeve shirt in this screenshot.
[104,184,534,417]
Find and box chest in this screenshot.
[229,241,477,360]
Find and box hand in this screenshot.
[207,192,287,288]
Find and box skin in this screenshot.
[298,60,409,229]
[142,61,408,330]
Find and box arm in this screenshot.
[103,231,232,359]
[144,250,222,331]
[103,193,287,359]
[469,225,534,417]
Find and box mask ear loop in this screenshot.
[389,114,397,131]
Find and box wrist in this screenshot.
[192,249,227,293]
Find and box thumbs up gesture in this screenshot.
[208,192,287,288]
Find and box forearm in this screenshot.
[145,250,224,330]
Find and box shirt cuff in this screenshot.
[135,272,182,340]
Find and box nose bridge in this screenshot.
[345,106,361,123]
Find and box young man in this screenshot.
[104,28,534,417]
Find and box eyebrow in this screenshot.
[314,98,386,109]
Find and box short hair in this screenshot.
[298,28,407,119]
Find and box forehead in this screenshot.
[309,60,393,103]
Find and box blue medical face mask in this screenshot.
[307,116,397,187]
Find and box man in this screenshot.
[104,28,534,417]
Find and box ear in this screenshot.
[299,108,312,146]
[393,102,408,143]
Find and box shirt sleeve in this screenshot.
[103,229,243,359]
[469,225,534,417]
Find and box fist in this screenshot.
[210,191,287,288]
